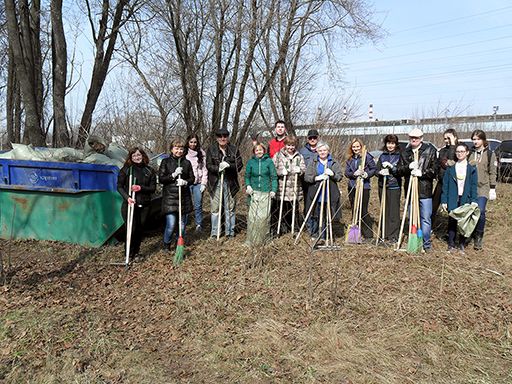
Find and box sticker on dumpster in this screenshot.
[29,171,58,185]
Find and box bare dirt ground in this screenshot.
[1,182,511,383]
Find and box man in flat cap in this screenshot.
[398,128,439,253]
[206,128,243,238]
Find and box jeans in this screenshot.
[164,212,188,244]
[189,183,204,226]
[419,198,432,248]
[210,180,236,237]
[475,196,488,233]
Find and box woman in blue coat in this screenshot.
[441,143,478,254]
[345,138,376,243]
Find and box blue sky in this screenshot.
[338,0,512,122]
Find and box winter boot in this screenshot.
[473,231,484,250]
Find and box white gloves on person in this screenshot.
[200,184,206,193]
[409,161,419,170]
[324,168,334,177]
[316,174,329,181]
[411,169,422,177]
[489,188,496,201]
[354,168,363,177]
[246,185,254,195]
[441,203,448,212]
[382,161,393,169]
[281,168,289,176]
[172,167,183,178]
[360,171,369,179]
[176,178,187,187]
[291,166,301,174]
[219,161,230,172]
[378,168,389,176]
[269,191,276,199]
[471,201,478,206]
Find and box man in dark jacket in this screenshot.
[206,128,243,238]
[398,128,439,253]
[299,129,320,233]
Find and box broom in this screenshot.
[174,159,184,264]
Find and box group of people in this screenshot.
[116,120,497,258]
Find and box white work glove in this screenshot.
[291,166,301,174]
[489,189,496,201]
[176,178,187,187]
[219,161,230,172]
[471,201,478,206]
[411,169,422,177]
[409,161,419,170]
[269,191,276,199]
[382,161,393,169]
[316,174,329,181]
[360,171,369,179]
[172,166,183,178]
[378,168,389,176]
[246,185,254,195]
[441,203,448,212]
[324,168,334,177]
[200,184,206,193]
[353,168,363,177]
[281,167,288,176]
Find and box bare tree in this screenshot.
[77,0,143,147]
[5,0,46,146]
[117,10,181,152]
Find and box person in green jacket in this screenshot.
[243,142,278,246]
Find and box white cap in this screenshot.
[409,128,423,137]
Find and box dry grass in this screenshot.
[0,181,511,383]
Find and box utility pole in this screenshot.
[493,105,499,130]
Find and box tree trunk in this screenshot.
[5,0,45,147]
[51,0,69,147]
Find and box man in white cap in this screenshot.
[398,128,439,253]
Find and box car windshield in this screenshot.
[499,142,512,152]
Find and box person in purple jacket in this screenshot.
[184,134,208,231]
[345,138,376,244]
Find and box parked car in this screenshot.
[494,140,512,181]
[458,138,501,152]
[370,140,439,161]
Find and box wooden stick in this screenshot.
[376,175,386,246]
[295,179,325,244]
[277,172,287,235]
[216,172,224,241]
[318,180,326,241]
[396,176,413,251]
[326,178,334,246]
[291,172,298,235]
[125,174,134,264]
